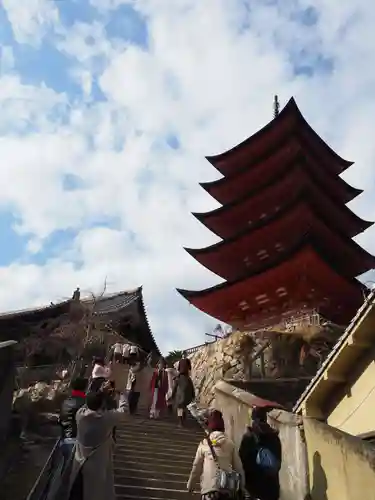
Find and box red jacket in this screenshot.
[150,369,169,410]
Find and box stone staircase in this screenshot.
[114,409,203,499]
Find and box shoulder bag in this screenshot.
[205,433,242,498]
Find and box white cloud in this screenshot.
[0,46,15,74]
[2,0,60,46]
[0,0,375,353]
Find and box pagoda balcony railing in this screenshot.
[284,310,323,330]
[243,308,325,333]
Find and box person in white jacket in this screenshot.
[187,410,245,500]
[122,343,130,363]
[112,342,123,363]
[89,357,111,392]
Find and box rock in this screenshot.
[190,333,249,405]
[13,379,70,422]
[223,366,240,379]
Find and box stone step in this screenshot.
[116,493,192,500]
[116,492,200,500]
[114,457,192,473]
[115,439,198,454]
[115,432,200,448]
[115,474,187,489]
[116,424,204,441]
[117,415,201,429]
[114,448,195,467]
[114,466,189,481]
[117,427,201,440]
[116,418,201,429]
[117,409,198,422]
[115,495,196,500]
[115,484,199,499]
[114,408,201,500]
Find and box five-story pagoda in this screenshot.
[177,97,375,333]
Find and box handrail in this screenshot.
[185,340,216,355]
[26,438,62,500]
[187,401,211,430]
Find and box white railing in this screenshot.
[185,340,216,355]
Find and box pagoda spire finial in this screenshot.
[273,95,280,118]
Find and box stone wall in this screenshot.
[303,417,375,500]
[213,380,309,500]
[189,323,342,406]
[190,331,255,405]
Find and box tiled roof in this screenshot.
[0,287,160,355]
[93,288,141,315]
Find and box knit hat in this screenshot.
[207,410,225,432]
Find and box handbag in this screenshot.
[205,432,241,497]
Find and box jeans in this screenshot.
[60,438,76,466]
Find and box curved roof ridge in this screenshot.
[192,161,372,236]
[201,135,361,202]
[205,97,296,163]
[138,285,161,355]
[177,232,368,300]
[185,191,375,270]
[0,300,71,321]
[205,98,352,170]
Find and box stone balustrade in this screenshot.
[212,380,309,500]
[202,379,375,500]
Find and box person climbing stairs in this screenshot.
[114,409,203,499]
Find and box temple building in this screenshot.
[178,97,375,335]
[0,286,159,363]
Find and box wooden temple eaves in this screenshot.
[178,97,373,333]
[204,97,353,176]
[185,193,375,282]
[193,165,372,240]
[200,138,361,206]
[0,286,160,354]
[177,237,368,327]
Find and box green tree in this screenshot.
[165,350,183,366]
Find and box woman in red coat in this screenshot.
[149,357,169,419]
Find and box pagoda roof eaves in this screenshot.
[205,97,353,170]
[200,140,360,201]
[185,193,375,267]
[205,97,296,165]
[177,234,368,301]
[192,162,372,234]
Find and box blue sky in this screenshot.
[0,0,375,353]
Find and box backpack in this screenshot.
[256,446,281,474]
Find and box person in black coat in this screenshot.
[59,378,87,439]
[170,371,195,426]
[177,352,192,374]
[239,406,282,500]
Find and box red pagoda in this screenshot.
[178,97,375,330]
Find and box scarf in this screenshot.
[72,390,86,398]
